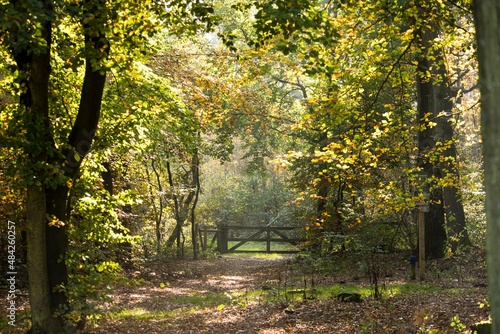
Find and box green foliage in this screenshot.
[249,0,337,58]
[69,189,137,244]
[65,183,139,318]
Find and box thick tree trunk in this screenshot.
[7,0,116,331]
[45,186,70,316]
[416,28,447,259]
[21,4,66,332]
[26,189,61,334]
[432,46,472,252]
[41,27,107,330]
[474,1,500,332]
[442,185,470,250]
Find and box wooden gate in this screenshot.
[200,225,305,254]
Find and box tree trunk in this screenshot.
[17,1,107,330]
[21,3,66,331]
[164,153,197,256]
[474,1,500,332]
[416,27,447,259]
[105,162,134,266]
[191,148,201,260]
[27,188,66,333]
[45,186,70,316]
[42,24,107,330]
[150,159,164,256]
[165,155,183,255]
[432,43,472,252]
[102,162,114,195]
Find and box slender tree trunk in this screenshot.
[165,154,197,257]
[191,148,201,260]
[102,162,114,195]
[474,1,500,332]
[150,159,164,256]
[165,154,183,256]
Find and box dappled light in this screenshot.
[82,253,491,333]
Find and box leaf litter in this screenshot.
[0,250,489,333]
[86,250,489,333]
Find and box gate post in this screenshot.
[202,225,208,252]
[266,226,271,253]
[218,225,228,253]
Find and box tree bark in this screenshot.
[19,2,66,332]
[415,27,447,259]
[474,1,500,332]
[26,188,59,334]
[26,48,65,332]
[45,186,70,316]
[432,43,472,252]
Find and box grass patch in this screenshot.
[386,282,477,297]
[107,307,180,321]
[169,291,232,306]
[231,281,477,305]
[222,252,291,260]
[230,282,373,304]
[315,284,372,299]
[227,241,300,253]
[103,291,235,322]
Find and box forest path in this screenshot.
[140,254,296,294]
[1,252,491,333]
[84,251,490,334]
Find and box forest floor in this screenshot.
[1,249,491,333]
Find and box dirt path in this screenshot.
[84,252,490,334]
[1,252,491,333]
[88,254,300,334]
[141,254,295,293]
